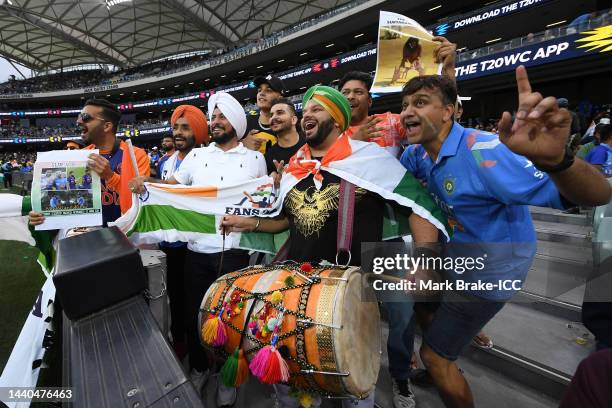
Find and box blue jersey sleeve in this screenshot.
[471,134,565,209]
[157,156,168,176]
[399,145,428,182]
[585,146,607,165]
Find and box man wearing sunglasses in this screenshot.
[30,99,150,227]
[79,99,150,224]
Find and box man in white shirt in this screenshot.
[129,94,266,406]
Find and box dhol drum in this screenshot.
[198,263,381,399]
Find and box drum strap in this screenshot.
[272,179,356,265]
[336,179,356,266]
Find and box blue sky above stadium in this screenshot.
[0,57,31,82]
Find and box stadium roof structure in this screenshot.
[0,0,352,71]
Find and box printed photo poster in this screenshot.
[31,150,102,230]
[371,11,442,93]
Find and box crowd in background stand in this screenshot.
[0,0,367,95]
[0,120,170,139]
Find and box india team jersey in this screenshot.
[586,144,612,176]
[400,122,567,300]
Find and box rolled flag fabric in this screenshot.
[111,178,284,253]
[207,92,248,139]
[0,194,36,246]
[112,134,451,246]
[0,194,55,271]
[303,85,352,132]
[171,105,209,145]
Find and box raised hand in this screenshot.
[128,175,148,194]
[498,65,570,168]
[243,130,265,151]
[87,153,113,180]
[433,36,457,80]
[350,116,385,142]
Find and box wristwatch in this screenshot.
[534,146,575,173]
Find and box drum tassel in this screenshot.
[249,316,290,384]
[220,299,258,388]
[201,306,228,347]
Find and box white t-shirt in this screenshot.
[173,142,267,253]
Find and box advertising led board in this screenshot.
[433,0,551,36]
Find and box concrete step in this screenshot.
[472,302,594,400]
[521,250,591,309]
[389,337,559,408]
[201,321,561,408]
[514,290,582,322]
[536,240,592,265]
[529,206,591,226]
[533,220,592,246]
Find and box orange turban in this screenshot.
[171,105,209,146]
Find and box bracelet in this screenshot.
[534,146,575,173]
[253,218,261,232]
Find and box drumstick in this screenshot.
[217,230,225,278]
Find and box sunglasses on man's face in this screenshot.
[77,112,108,123]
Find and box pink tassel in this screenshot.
[249,334,290,385]
[249,346,272,378]
[213,318,228,347]
[261,347,289,384]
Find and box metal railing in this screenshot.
[457,10,611,62]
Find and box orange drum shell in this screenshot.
[198,265,381,398]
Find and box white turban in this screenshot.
[207,92,247,140]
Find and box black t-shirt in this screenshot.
[264,136,305,174]
[283,169,393,266]
[246,113,277,151]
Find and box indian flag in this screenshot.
[112,178,287,253]
[113,134,450,250]
[278,134,451,241]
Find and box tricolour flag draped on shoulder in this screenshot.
[112,134,450,249]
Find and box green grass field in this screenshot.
[0,240,45,371]
[0,186,62,396]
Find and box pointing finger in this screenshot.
[515,65,532,96]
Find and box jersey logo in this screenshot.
[443,177,455,195]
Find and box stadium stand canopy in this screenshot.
[0,0,353,71]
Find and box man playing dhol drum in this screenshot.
[221,85,450,407]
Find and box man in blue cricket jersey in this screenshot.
[67,171,77,190]
[399,66,612,408]
[49,194,59,209]
[156,135,176,176]
[81,169,92,189]
[585,124,612,177]
[53,172,68,190]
